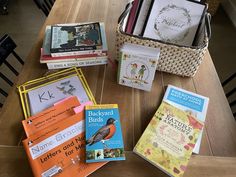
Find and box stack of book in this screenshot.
[124,0,207,46]
[40,22,108,69]
[18,68,125,177]
[133,85,209,177]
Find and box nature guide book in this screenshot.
[22,107,107,177]
[18,67,96,119]
[85,104,125,163]
[133,101,204,177]
[118,43,160,91]
[163,85,209,154]
[50,22,102,54]
[143,0,207,46]
[22,96,80,137]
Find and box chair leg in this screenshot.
[0,88,8,97]
[3,60,19,76]
[0,102,3,108]
[0,72,13,86]
[12,51,24,65]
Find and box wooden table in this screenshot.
[0,0,236,176]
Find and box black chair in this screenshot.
[33,0,56,16]
[222,72,236,118]
[0,34,24,108]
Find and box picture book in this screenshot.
[85,104,125,163]
[134,101,203,177]
[50,22,102,53]
[18,67,96,119]
[163,85,209,154]
[46,57,108,69]
[143,0,207,46]
[41,22,108,60]
[22,96,80,137]
[125,0,141,34]
[22,110,107,177]
[118,43,160,91]
[133,0,154,36]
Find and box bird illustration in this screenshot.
[86,118,116,148]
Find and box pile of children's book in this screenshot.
[124,0,207,46]
[18,68,125,177]
[40,22,108,69]
[133,85,209,177]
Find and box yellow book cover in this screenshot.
[133,101,203,177]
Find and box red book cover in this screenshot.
[40,48,108,63]
[22,111,107,177]
[125,0,140,34]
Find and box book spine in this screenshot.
[50,49,105,57]
[125,0,140,34]
[47,58,108,69]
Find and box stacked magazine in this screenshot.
[40,22,108,69]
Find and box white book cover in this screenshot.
[133,0,153,36]
[163,84,209,154]
[47,57,108,69]
[28,75,90,115]
[118,43,160,91]
[143,0,206,46]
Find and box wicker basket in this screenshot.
[116,2,211,77]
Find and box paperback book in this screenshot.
[134,101,203,177]
[23,110,107,177]
[163,85,209,154]
[85,104,125,163]
[50,22,102,54]
[118,43,160,91]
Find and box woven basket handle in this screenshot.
[205,12,211,39]
[118,2,133,24]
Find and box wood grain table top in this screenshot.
[0,0,235,176]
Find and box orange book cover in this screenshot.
[22,111,107,177]
[22,96,80,137]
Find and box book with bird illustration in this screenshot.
[133,101,203,177]
[22,107,107,177]
[85,104,125,163]
[163,85,209,154]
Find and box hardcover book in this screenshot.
[50,22,102,54]
[118,43,160,91]
[133,0,154,36]
[23,111,107,177]
[143,0,207,46]
[134,101,203,177]
[85,104,125,163]
[163,85,209,154]
[41,22,108,60]
[46,57,108,70]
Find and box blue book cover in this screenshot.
[85,104,125,163]
[163,85,209,154]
